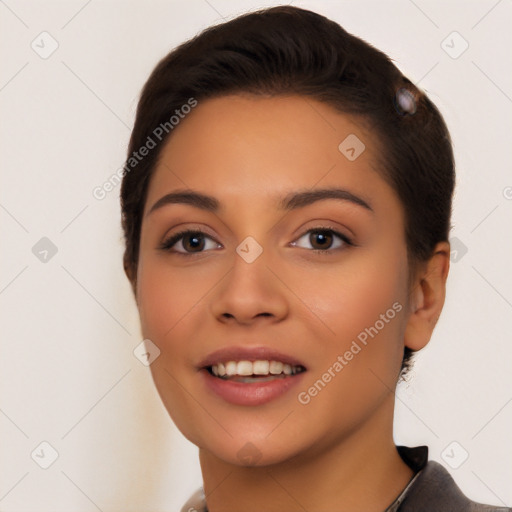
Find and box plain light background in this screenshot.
[1,0,511,510]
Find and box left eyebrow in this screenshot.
[146,187,373,217]
[278,187,373,213]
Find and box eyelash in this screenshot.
[158,227,354,256]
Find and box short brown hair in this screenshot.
[120,6,455,376]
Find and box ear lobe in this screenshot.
[404,242,450,351]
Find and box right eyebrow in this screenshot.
[147,190,220,217]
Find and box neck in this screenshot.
[199,397,413,512]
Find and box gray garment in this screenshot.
[394,446,511,511]
[180,446,511,512]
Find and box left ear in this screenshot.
[404,241,450,351]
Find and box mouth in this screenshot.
[206,360,307,383]
[199,347,308,406]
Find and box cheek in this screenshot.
[137,266,177,338]
[298,247,408,396]
[301,249,407,344]
[135,258,211,443]
[136,254,208,343]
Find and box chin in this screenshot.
[201,440,303,468]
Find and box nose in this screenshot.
[209,248,289,326]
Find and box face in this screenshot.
[136,94,413,466]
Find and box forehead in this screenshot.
[144,94,397,215]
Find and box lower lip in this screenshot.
[201,369,306,406]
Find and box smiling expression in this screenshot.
[135,94,414,466]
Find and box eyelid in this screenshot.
[159,225,354,255]
[290,226,353,252]
[159,228,222,254]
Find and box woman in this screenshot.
[120,6,509,511]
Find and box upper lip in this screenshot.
[198,346,307,369]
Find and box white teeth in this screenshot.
[225,361,236,376]
[253,360,269,375]
[209,360,303,378]
[269,361,283,374]
[237,361,253,376]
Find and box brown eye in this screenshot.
[181,232,206,252]
[309,230,334,250]
[160,230,220,254]
[291,228,352,253]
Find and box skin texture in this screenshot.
[133,94,450,512]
